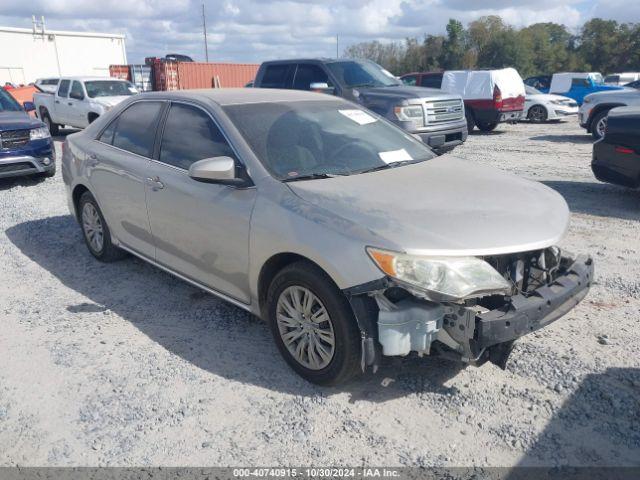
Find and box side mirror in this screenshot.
[310,82,335,95]
[188,156,244,185]
[23,101,35,112]
[70,91,84,100]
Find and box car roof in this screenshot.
[135,88,342,106]
[261,58,337,64]
[59,76,127,82]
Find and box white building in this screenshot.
[0,19,127,85]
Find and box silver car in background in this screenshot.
[62,88,593,385]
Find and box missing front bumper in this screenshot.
[346,254,594,370]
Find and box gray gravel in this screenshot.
[0,120,639,467]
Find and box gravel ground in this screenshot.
[0,120,639,468]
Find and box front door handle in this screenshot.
[68,102,73,106]
[146,176,165,190]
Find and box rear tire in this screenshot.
[266,261,361,386]
[465,108,475,132]
[476,121,499,132]
[78,191,126,262]
[591,110,609,140]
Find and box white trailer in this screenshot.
[0,19,127,85]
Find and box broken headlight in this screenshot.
[367,247,511,301]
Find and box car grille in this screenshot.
[0,129,31,150]
[424,99,464,125]
[0,162,35,173]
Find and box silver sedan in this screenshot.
[62,88,593,385]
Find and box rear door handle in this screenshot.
[146,176,165,190]
[86,154,100,167]
[68,102,73,106]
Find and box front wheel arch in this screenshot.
[258,252,334,320]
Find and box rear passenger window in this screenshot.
[98,119,118,144]
[571,78,590,87]
[112,101,163,157]
[422,75,443,88]
[159,103,236,170]
[293,64,330,90]
[261,65,294,88]
[58,80,70,97]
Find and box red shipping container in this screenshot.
[109,65,131,81]
[176,62,259,89]
[152,59,180,91]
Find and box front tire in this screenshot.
[528,105,548,123]
[266,261,361,386]
[476,121,499,132]
[78,191,126,262]
[591,110,609,140]
[42,111,59,136]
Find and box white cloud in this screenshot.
[0,0,637,63]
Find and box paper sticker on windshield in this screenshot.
[338,109,377,125]
[379,149,413,164]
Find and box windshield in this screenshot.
[326,60,401,88]
[85,81,137,98]
[525,85,541,95]
[223,100,435,180]
[0,89,22,112]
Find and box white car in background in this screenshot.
[34,78,60,93]
[524,85,578,123]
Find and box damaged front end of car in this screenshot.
[344,247,594,371]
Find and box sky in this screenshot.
[1,0,639,64]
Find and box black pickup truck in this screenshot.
[253,58,468,152]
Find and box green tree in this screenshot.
[439,19,467,69]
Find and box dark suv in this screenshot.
[0,88,55,180]
[254,59,468,152]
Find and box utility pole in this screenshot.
[336,34,339,59]
[202,3,209,62]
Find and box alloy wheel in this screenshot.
[82,202,104,253]
[596,116,607,138]
[276,285,335,370]
[529,106,546,122]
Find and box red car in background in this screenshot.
[401,69,526,132]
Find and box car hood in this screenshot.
[357,85,460,102]
[91,96,133,107]
[584,89,639,102]
[287,157,569,256]
[0,111,43,131]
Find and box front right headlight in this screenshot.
[367,247,512,301]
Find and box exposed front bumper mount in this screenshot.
[474,254,594,350]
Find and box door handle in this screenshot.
[86,154,100,167]
[55,100,60,104]
[146,176,165,190]
[68,102,73,106]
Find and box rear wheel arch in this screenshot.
[72,184,91,221]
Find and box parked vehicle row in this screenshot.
[254,59,468,152]
[60,88,593,385]
[579,87,640,139]
[524,72,624,105]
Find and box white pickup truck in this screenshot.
[34,76,138,134]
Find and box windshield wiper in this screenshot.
[282,173,340,182]
[348,82,376,88]
[357,159,426,174]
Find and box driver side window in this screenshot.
[159,103,237,170]
[293,64,331,90]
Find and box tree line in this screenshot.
[343,16,640,78]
